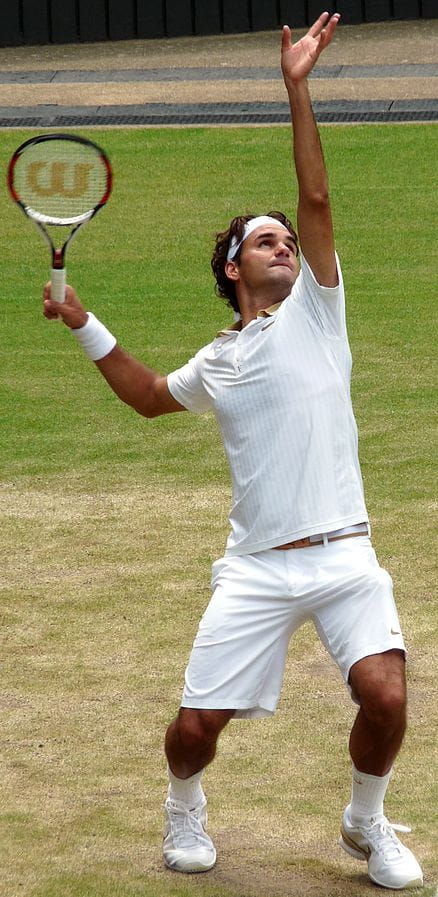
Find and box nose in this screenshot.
[275,241,290,256]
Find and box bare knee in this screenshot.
[362,684,407,730]
[350,650,407,730]
[174,708,233,752]
[165,707,234,777]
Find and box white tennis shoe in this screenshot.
[340,805,423,890]
[163,794,217,873]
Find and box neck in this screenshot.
[238,286,289,327]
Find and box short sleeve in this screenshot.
[291,252,346,338]
[167,349,213,414]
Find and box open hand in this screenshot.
[281,12,340,84]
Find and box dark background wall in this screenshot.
[0,0,434,47]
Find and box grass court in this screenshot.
[0,123,436,897]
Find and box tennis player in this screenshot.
[42,12,423,891]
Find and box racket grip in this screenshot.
[51,267,66,303]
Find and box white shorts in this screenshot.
[181,537,406,718]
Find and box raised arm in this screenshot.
[281,12,340,287]
[43,284,185,418]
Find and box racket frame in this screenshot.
[7,132,112,302]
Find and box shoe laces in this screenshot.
[363,816,412,862]
[166,801,207,849]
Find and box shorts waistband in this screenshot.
[272,523,369,550]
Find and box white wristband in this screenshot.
[71,312,117,361]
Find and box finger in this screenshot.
[308,11,330,37]
[316,14,340,52]
[44,298,60,313]
[44,281,58,303]
[43,301,61,320]
[64,285,76,304]
[324,12,341,40]
[281,24,292,51]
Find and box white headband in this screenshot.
[226,215,289,262]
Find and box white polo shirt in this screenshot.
[167,253,368,556]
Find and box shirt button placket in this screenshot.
[234,347,242,374]
[234,331,245,374]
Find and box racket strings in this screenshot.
[12,140,109,223]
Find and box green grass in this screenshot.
[0,124,437,897]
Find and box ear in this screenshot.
[225,260,240,283]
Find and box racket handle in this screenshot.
[51,267,66,303]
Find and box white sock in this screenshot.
[350,765,392,823]
[168,767,205,808]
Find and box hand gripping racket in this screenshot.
[7,133,112,302]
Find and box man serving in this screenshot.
[43,13,423,890]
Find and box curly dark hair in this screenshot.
[211,211,298,314]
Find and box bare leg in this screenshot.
[165,707,235,778]
[163,708,234,873]
[348,649,407,775]
[341,650,423,888]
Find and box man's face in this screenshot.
[235,224,300,299]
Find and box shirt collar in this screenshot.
[216,299,284,337]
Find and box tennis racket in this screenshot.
[7,133,112,302]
